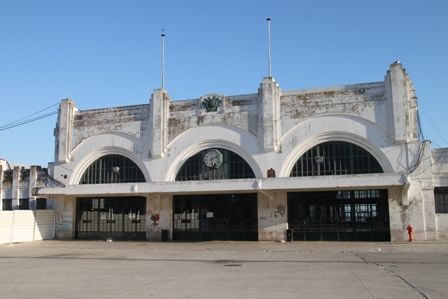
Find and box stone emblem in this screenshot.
[202,96,222,112]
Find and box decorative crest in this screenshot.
[202,96,222,112]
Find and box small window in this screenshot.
[36,198,47,210]
[19,198,29,210]
[435,187,448,213]
[2,199,12,210]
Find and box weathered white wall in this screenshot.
[53,196,75,239]
[432,148,448,186]
[436,215,448,240]
[257,192,287,241]
[146,194,171,241]
[431,148,448,240]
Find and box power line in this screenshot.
[0,111,58,131]
[420,102,448,147]
[0,103,59,132]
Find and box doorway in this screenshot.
[288,190,390,241]
[173,193,258,241]
[76,197,146,240]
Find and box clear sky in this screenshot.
[1,0,447,167]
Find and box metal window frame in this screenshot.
[435,187,448,213]
[291,141,383,177]
[176,148,255,181]
[80,155,146,185]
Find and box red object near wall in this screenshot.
[407,225,413,242]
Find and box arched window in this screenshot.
[176,148,255,181]
[290,141,383,177]
[80,155,146,184]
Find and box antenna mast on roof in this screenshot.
[267,18,272,78]
[161,29,165,90]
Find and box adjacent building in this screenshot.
[0,160,55,244]
[32,62,448,242]
[0,160,50,211]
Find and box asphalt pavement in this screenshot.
[1,240,447,299]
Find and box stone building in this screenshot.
[0,160,55,244]
[0,160,50,211]
[33,62,448,242]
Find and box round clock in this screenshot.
[203,149,223,168]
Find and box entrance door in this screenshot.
[76,197,146,240]
[288,190,390,241]
[173,194,258,241]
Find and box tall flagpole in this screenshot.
[267,18,272,78]
[161,29,165,90]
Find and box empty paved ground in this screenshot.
[1,240,447,299]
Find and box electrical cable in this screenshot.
[0,111,58,131]
[420,103,448,147]
[0,103,59,132]
[417,109,425,142]
[43,168,65,187]
[0,102,58,128]
[409,140,427,174]
[417,146,448,176]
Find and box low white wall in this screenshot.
[0,210,55,244]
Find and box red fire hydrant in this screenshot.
[407,225,413,242]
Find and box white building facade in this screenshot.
[34,62,448,242]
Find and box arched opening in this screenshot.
[288,141,389,241]
[176,148,255,181]
[79,154,146,184]
[174,148,257,241]
[76,155,146,240]
[290,141,383,177]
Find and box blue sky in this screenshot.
[1,0,447,166]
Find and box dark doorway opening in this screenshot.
[173,193,258,241]
[288,190,390,241]
[76,196,146,241]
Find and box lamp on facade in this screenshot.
[111,167,121,183]
[314,156,324,165]
[313,156,325,176]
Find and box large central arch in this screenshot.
[165,140,263,181]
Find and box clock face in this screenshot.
[203,150,223,168]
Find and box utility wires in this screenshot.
[420,103,448,147]
[0,103,59,132]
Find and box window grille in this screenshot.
[80,155,145,184]
[435,187,448,213]
[176,149,255,181]
[288,190,389,236]
[290,141,383,177]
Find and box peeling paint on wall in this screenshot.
[56,213,72,232]
[272,203,286,218]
